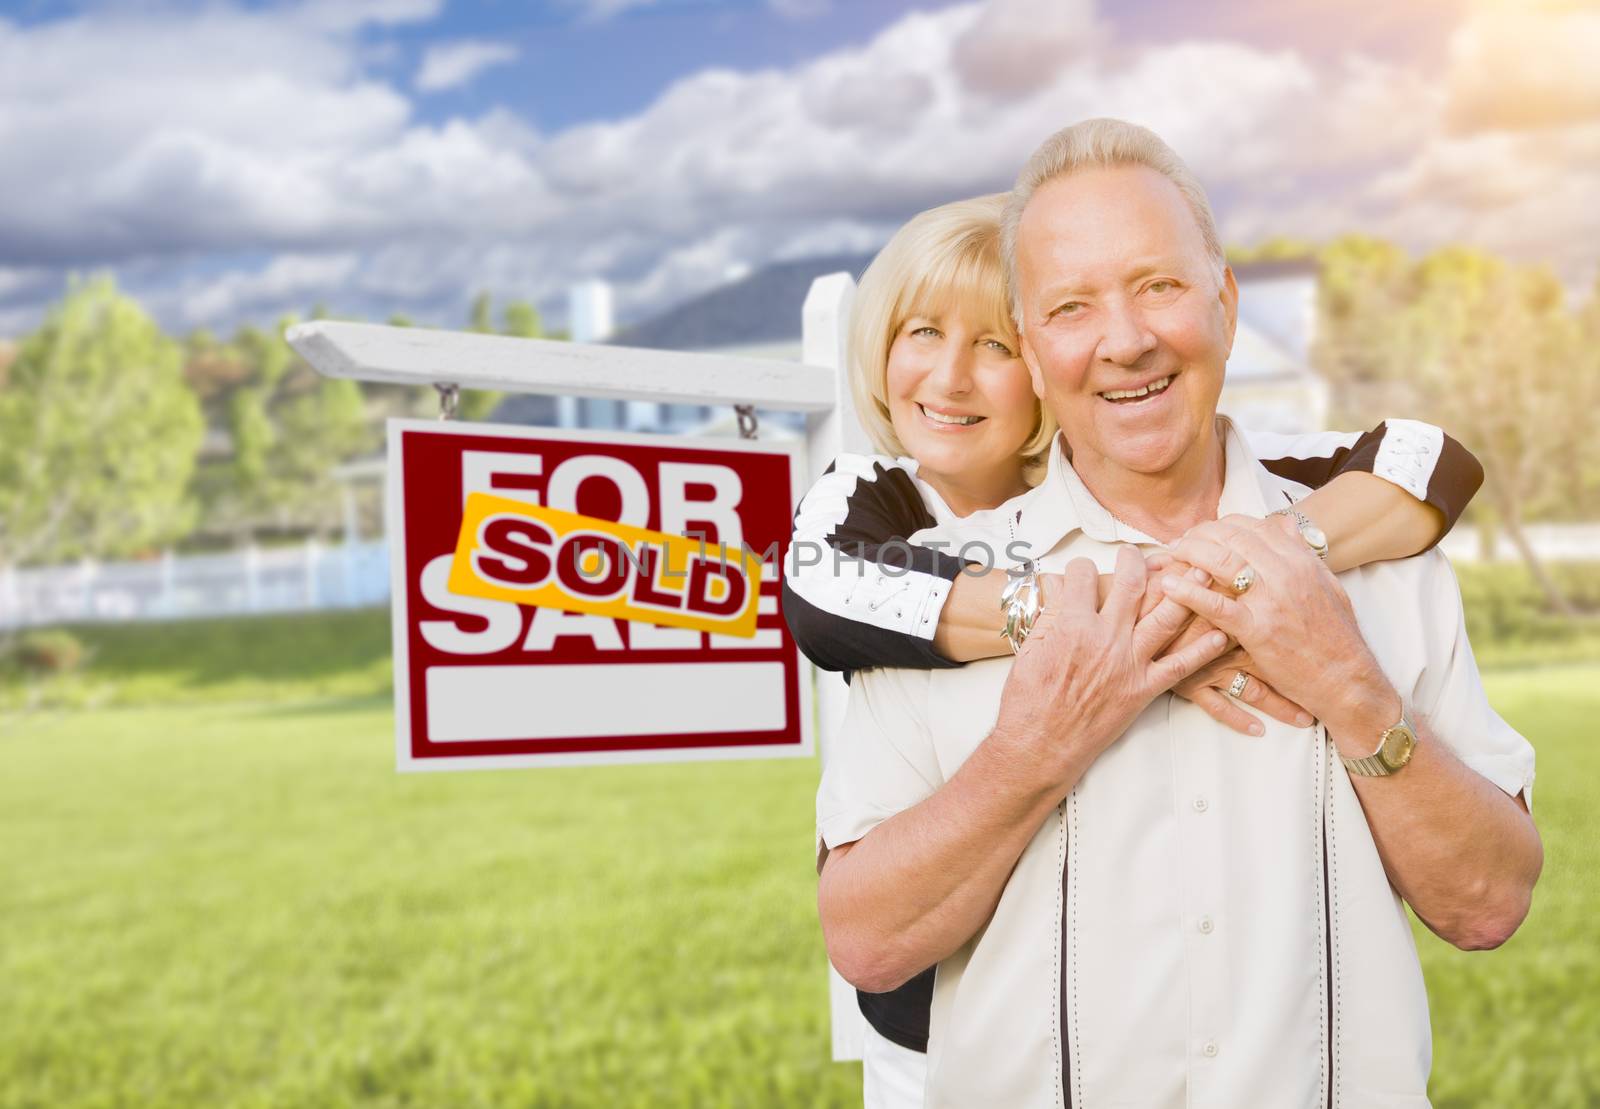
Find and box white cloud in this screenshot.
[176,253,362,326]
[769,0,831,19]
[1443,6,1600,134]
[0,0,1594,340]
[951,0,1102,99]
[291,0,443,32]
[415,39,520,92]
[559,0,660,21]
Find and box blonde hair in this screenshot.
[1001,118,1226,325]
[848,193,1057,482]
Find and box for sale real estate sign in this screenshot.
[386,419,811,772]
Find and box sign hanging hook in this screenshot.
[434,382,461,421]
[734,404,758,440]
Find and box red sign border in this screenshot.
[385,417,815,773]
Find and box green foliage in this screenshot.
[1,628,87,675]
[190,318,375,540]
[1456,564,1600,666]
[1314,237,1600,611]
[0,608,391,711]
[1226,236,1319,265]
[0,275,203,566]
[468,290,493,334]
[502,299,543,339]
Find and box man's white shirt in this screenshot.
[817,420,1534,1109]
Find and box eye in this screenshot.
[982,338,1016,357]
[1051,302,1084,319]
[1145,280,1178,295]
[909,325,942,338]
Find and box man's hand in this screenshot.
[1159,516,1542,952]
[991,546,1230,794]
[1159,517,1394,738]
[1146,549,1313,736]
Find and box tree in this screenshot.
[469,291,493,334]
[503,299,542,339]
[1315,239,1590,615]
[187,316,374,541]
[0,276,203,567]
[1227,236,1320,266]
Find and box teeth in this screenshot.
[921,405,982,426]
[1101,376,1172,401]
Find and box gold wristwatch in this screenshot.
[1341,715,1418,777]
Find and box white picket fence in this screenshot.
[3,523,1596,633]
[0,539,390,630]
[1437,523,1600,566]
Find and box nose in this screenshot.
[1096,299,1157,367]
[927,340,974,396]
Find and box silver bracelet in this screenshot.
[999,559,1044,654]
[1270,506,1330,561]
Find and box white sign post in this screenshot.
[288,272,870,1060]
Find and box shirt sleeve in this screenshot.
[782,454,969,674]
[816,665,944,850]
[1244,419,1484,546]
[1405,551,1536,805]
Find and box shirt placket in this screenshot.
[1169,695,1230,1106]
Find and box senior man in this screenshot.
[816,118,1540,1109]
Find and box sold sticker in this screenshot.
[448,492,765,638]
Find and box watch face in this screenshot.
[1382,723,1416,768]
[1303,523,1328,551]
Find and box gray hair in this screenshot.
[1000,118,1226,326]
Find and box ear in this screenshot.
[1020,331,1047,400]
[1219,265,1239,355]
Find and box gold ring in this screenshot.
[1231,565,1256,594]
[1228,671,1250,699]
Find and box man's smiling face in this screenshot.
[1014,163,1237,479]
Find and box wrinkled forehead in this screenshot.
[1017,167,1213,289]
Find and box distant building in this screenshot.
[1217,259,1327,434]
[568,280,615,344]
[493,254,1327,437]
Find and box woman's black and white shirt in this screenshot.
[783,420,1483,679]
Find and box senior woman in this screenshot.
[781,191,1485,1106]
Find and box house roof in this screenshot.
[614,253,1322,355]
[1229,257,1320,281]
[609,253,873,353]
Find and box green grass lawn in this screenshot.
[1,616,1597,1107]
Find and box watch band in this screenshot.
[1342,752,1394,777]
[1340,714,1417,777]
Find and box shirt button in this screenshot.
[1192,796,1209,813]
[1198,916,1215,935]
[1203,1041,1219,1058]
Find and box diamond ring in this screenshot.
[1231,565,1256,594]
[1228,671,1250,699]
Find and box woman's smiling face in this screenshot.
[885,304,1038,516]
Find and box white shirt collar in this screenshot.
[1010,415,1294,559]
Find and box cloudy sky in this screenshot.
[0,0,1595,337]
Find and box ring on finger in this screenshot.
[1227,671,1250,699]
[1231,565,1256,594]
